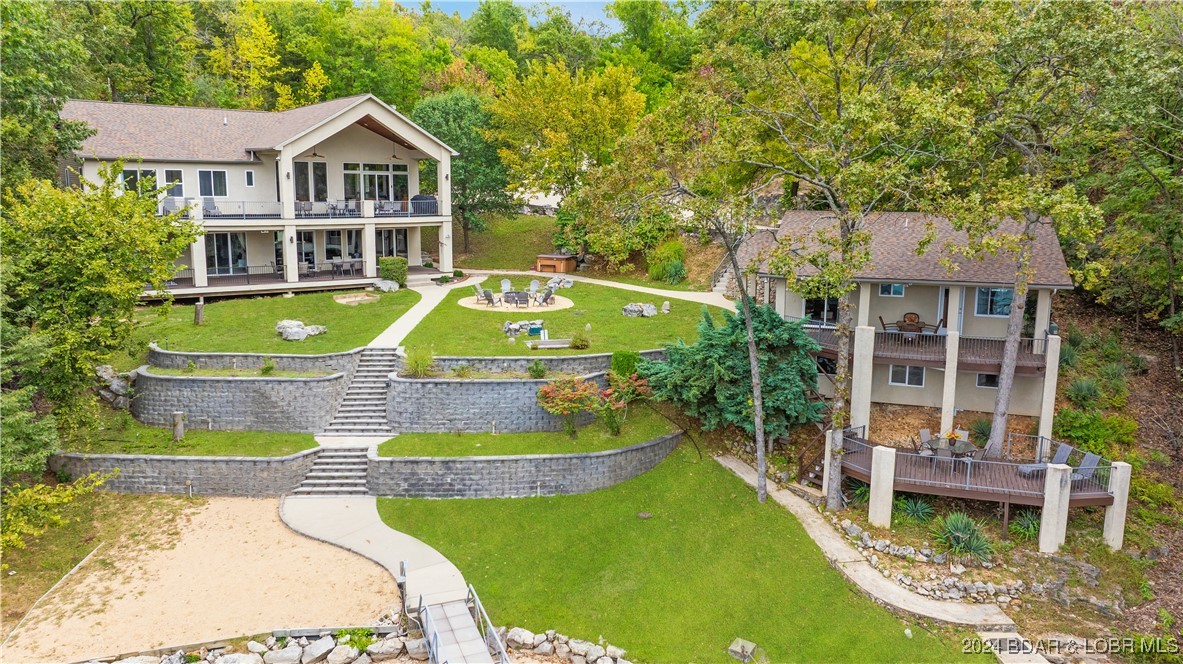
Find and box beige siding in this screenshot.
[953,371,1043,417]
[869,364,944,408]
[82,159,277,203]
[310,124,422,201]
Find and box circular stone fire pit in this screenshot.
[333,292,382,306]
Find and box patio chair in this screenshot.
[478,289,501,306]
[919,428,933,445]
[1017,443,1073,477]
[202,197,221,217]
[471,284,483,299]
[1072,452,1103,484]
[534,287,554,306]
[923,317,947,334]
[528,279,540,295]
[878,315,899,331]
[500,278,513,294]
[955,428,970,442]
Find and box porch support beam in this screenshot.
[1103,461,1132,551]
[821,429,836,501]
[939,331,960,436]
[1034,288,1053,341]
[857,282,871,328]
[189,235,208,288]
[437,153,452,217]
[438,222,453,273]
[1038,335,1061,442]
[868,446,896,527]
[278,151,296,219]
[407,227,423,267]
[363,222,377,278]
[1039,463,1072,553]
[849,325,875,431]
[282,225,298,283]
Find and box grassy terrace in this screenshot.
[377,405,675,457]
[65,410,316,457]
[455,214,556,270]
[401,275,719,356]
[121,289,420,367]
[146,367,331,378]
[379,445,972,663]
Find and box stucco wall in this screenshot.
[368,432,681,498]
[953,371,1044,417]
[81,159,279,206]
[48,448,320,496]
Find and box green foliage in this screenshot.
[1100,361,1128,381]
[536,377,601,438]
[452,364,473,378]
[0,472,113,562]
[639,306,825,439]
[439,275,452,284]
[454,269,464,277]
[1053,408,1139,455]
[1059,344,1079,368]
[260,356,275,376]
[931,512,994,563]
[1066,326,1086,348]
[527,360,547,379]
[610,351,642,378]
[1065,378,1101,408]
[378,256,409,287]
[1008,509,1041,541]
[335,628,375,652]
[894,495,934,523]
[1128,354,1149,375]
[968,419,992,447]
[646,238,687,284]
[183,655,202,664]
[0,387,59,479]
[849,480,870,506]
[404,347,435,378]
[569,332,591,350]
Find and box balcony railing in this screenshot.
[157,197,444,219]
[158,261,368,290]
[201,201,284,219]
[294,200,362,218]
[375,197,439,217]
[959,336,1046,370]
[297,259,368,281]
[874,331,946,363]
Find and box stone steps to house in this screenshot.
[291,486,369,495]
[322,349,400,436]
[293,448,372,495]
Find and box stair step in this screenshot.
[300,479,367,487]
[307,472,367,479]
[292,487,369,495]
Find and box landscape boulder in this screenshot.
[365,638,404,662]
[661,301,670,314]
[263,646,302,664]
[403,638,429,661]
[215,655,264,664]
[247,641,269,654]
[375,280,400,292]
[506,627,536,649]
[301,636,335,664]
[325,645,358,664]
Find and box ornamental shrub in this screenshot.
[610,350,642,378]
[528,360,547,379]
[378,256,409,286]
[569,332,591,350]
[931,512,994,563]
[1053,408,1138,455]
[404,346,435,378]
[646,238,687,284]
[1009,509,1041,541]
[894,495,935,523]
[536,377,600,438]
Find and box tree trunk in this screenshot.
[1166,241,1180,372]
[720,225,768,503]
[985,237,1034,458]
[825,288,855,510]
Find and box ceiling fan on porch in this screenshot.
[304,150,325,159]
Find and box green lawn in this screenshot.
[401,275,718,356]
[455,214,557,270]
[377,405,675,457]
[119,289,420,369]
[64,409,316,457]
[379,445,972,662]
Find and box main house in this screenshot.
[60,94,456,297]
[733,210,1070,443]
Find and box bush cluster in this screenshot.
[378,256,409,286]
[646,238,687,285]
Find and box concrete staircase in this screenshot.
[323,348,400,436]
[293,448,369,495]
[712,267,735,296]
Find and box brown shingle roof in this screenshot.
[744,210,1073,289]
[61,95,371,162]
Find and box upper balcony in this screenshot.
[161,197,442,221]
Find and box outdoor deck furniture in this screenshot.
[500,278,513,294]
[898,312,924,333]
[478,289,501,306]
[528,279,540,295]
[1017,443,1074,477]
[919,428,933,445]
[504,291,531,308]
[878,315,899,332]
[1072,452,1103,484]
[534,288,554,306]
[923,317,947,334]
[202,197,221,217]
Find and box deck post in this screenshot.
[1037,335,1061,442]
[868,446,896,527]
[1103,461,1132,551]
[1039,463,1072,553]
[438,221,453,273]
[363,222,377,278]
[939,331,960,435]
[188,232,208,288]
[850,326,875,431]
[282,224,298,283]
[821,429,835,501]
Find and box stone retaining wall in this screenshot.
[131,367,350,432]
[431,349,665,375]
[48,448,320,496]
[148,343,364,373]
[386,372,608,433]
[368,431,681,498]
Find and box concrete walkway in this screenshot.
[280,495,468,607]
[466,269,737,311]
[368,277,489,348]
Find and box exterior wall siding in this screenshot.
[367,432,681,498]
[48,448,320,496]
[82,160,278,205]
[953,371,1044,417]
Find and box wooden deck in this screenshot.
[797,325,1047,375]
[841,438,1114,508]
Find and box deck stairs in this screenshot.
[323,348,399,436]
[293,448,369,495]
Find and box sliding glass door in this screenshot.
[205,232,247,275]
[376,229,408,258]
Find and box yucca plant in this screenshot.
[968,419,992,446]
[895,495,935,523]
[848,479,870,505]
[1009,509,1041,541]
[1066,326,1085,349]
[931,512,994,563]
[1065,378,1100,408]
[1128,354,1149,375]
[1100,361,1128,381]
[1059,344,1078,368]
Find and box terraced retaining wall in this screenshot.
[431,349,664,375]
[130,367,351,433]
[385,372,609,433]
[48,448,321,496]
[148,343,364,373]
[367,431,681,498]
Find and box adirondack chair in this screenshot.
[500,278,513,294]
[1072,452,1103,484]
[1017,443,1074,477]
[478,289,501,306]
[528,279,541,295]
[534,287,554,306]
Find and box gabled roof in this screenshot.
[741,210,1073,289]
[60,94,457,162]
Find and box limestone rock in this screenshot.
[569,639,593,656]
[375,280,400,292]
[949,563,966,575]
[302,636,335,664]
[606,645,626,659]
[586,644,606,661]
[276,320,304,333]
[844,523,863,538]
[506,627,536,649]
[247,641,269,654]
[595,657,613,664]
[661,301,670,314]
[622,303,644,317]
[571,657,587,664]
[555,643,572,659]
[305,325,327,337]
[265,637,277,649]
[282,326,309,341]
[326,645,359,664]
[114,657,160,664]
[216,656,264,664]
[263,646,302,664]
[365,638,404,662]
[404,638,429,661]
[640,303,658,317]
[532,633,548,647]
[353,655,371,664]
[533,642,555,656]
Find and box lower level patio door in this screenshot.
[377,229,408,258]
[206,232,246,275]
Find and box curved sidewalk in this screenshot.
[368,277,489,348]
[280,495,468,607]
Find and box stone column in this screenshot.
[857,282,871,328]
[1034,289,1052,348]
[821,429,835,501]
[849,325,875,431]
[939,331,960,435]
[1038,335,1062,442]
[189,235,208,288]
[1039,463,1073,553]
[437,154,452,217]
[282,224,298,283]
[438,222,453,272]
[407,227,423,266]
[868,446,896,527]
[1103,461,1132,551]
[363,222,377,278]
[278,151,295,219]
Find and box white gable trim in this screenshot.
[272,95,458,159]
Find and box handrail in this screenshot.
[709,253,732,290]
[467,584,511,663]
[200,200,283,219]
[417,595,442,664]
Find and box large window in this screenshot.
[245,170,255,188]
[803,297,839,326]
[294,161,327,202]
[343,163,409,201]
[975,287,1013,317]
[121,168,156,192]
[205,232,246,275]
[346,229,361,259]
[888,365,925,387]
[164,169,184,197]
[879,283,905,297]
[325,230,343,260]
[297,231,315,268]
[198,170,228,197]
[377,228,408,258]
